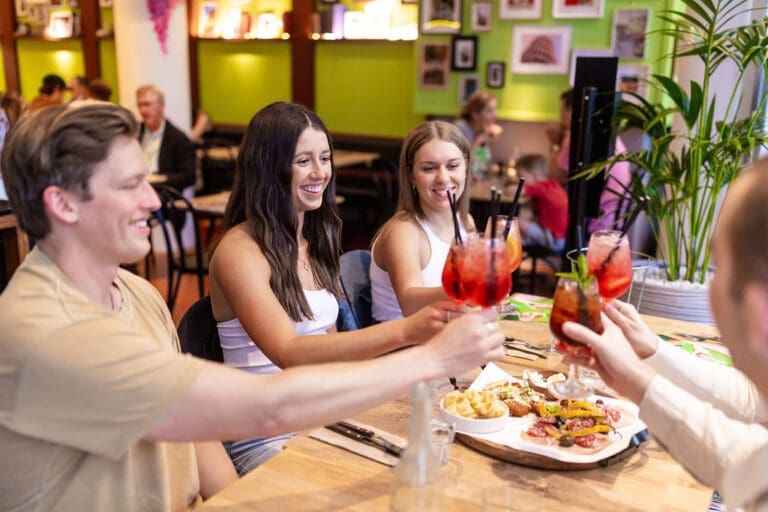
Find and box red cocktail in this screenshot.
[460,237,512,309]
[550,277,603,358]
[441,240,469,303]
[587,230,632,300]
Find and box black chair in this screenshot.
[339,249,373,329]
[521,244,562,294]
[152,184,209,313]
[177,295,224,362]
[198,139,237,196]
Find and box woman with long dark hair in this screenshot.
[208,102,458,474]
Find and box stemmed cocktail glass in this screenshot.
[484,215,523,316]
[586,230,633,301]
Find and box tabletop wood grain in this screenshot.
[200,315,720,511]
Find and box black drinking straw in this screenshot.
[447,190,462,245]
[503,177,526,239]
[599,196,649,272]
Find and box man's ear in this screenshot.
[742,284,768,355]
[41,186,79,225]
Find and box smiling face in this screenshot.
[72,136,161,265]
[290,127,332,214]
[137,90,164,131]
[410,138,467,216]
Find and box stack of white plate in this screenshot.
[626,266,714,325]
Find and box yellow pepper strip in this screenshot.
[545,424,614,439]
[567,399,603,416]
[558,409,606,419]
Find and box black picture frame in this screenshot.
[451,36,477,71]
[402,0,418,4]
[486,61,505,88]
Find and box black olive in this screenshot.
[554,417,565,428]
[559,435,575,447]
[595,399,604,405]
[560,399,569,407]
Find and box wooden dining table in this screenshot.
[199,310,720,511]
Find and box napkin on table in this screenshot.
[309,420,406,467]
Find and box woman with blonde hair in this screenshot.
[370,120,477,322]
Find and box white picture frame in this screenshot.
[569,48,612,85]
[46,11,73,38]
[612,8,650,59]
[421,0,462,34]
[552,0,604,19]
[616,63,650,102]
[458,74,481,105]
[471,2,492,32]
[511,25,571,75]
[499,0,542,20]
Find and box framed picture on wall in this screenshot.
[486,61,505,88]
[616,63,650,101]
[458,74,481,105]
[471,3,492,32]
[402,0,418,5]
[612,8,649,58]
[198,1,218,37]
[15,0,28,17]
[451,36,477,71]
[511,25,571,75]
[45,11,73,38]
[552,0,604,19]
[569,48,612,85]
[418,40,451,89]
[499,0,542,20]
[421,0,462,34]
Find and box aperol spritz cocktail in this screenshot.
[586,230,632,300]
[549,275,604,399]
[441,237,471,303]
[461,236,513,309]
[484,215,522,315]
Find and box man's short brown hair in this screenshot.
[1,103,138,240]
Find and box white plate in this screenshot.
[461,364,647,464]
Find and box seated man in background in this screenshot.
[68,75,88,102]
[88,78,113,102]
[562,161,768,511]
[0,103,504,511]
[136,84,196,191]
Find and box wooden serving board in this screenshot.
[456,429,648,471]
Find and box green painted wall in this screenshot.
[17,39,83,101]
[415,0,680,122]
[99,39,119,102]
[197,40,291,125]
[315,41,424,136]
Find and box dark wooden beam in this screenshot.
[79,0,101,79]
[0,0,20,92]
[290,0,315,109]
[187,0,200,110]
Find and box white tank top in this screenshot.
[370,217,454,322]
[218,288,339,374]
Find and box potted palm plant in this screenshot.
[582,0,767,323]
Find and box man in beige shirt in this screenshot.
[562,161,768,511]
[0,103,505,511]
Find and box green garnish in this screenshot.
[556,254,596,290]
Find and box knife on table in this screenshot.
[325,423,403,458]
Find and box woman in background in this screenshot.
[0,91,25,200]
[455,91,503,152]
[208,103,459,474]
[370,121,476,322]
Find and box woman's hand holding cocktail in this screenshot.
[561,315,656,404]
[400,302,467,344]
[424,313,505,377]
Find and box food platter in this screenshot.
[450,364,648,470]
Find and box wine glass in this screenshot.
[549,276,603,399]
[484,215,523,316]
[586,230,633,301]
